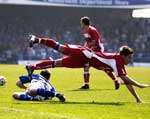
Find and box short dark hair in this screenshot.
[80,16,90,25]
[40,70,51,80]
[119,46,133,56]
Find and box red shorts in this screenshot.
[62,56,87,68]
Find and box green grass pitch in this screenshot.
[0,64,150,119]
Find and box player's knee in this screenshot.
[84,69,89,73]
[55,60,62,67]
[84,68,90,73]
[84,63,90,67]
[84,66,90,71]
[84,64,90,72]
[27,89,37,96]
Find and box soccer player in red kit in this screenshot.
[80,16,118,89]
[27,36,149,103]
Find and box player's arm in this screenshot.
[120,75,149,88]
[16,81,27,89]
[119,75,144,103]
[84,39,96,50]
[84,42,88,47]
[16,76,31,89]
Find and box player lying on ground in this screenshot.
[27,35,150,103]
[13,70,65,102]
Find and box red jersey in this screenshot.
[82,50,127,77]
[63,44,126,77]
[83,25,104,52]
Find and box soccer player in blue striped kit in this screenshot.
[13,70,65,102]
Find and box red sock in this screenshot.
[40,38,59,50]
[34,60,55,70]
[84,73,90,85]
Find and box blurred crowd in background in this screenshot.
[0,5,150,63]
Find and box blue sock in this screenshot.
[37,88,55,98]
[20,94,32,101]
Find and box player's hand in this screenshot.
[136,99,143,103]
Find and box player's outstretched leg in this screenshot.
[27,88,55,99]
[29,35,84,57]
[12,92,32,101]
[26,55,85,72]
[27,88,65,102]
[26,59,55,70]
[29,35,60,50]
[26,57,66,73]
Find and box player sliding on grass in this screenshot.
[13,70,65,102]
[27,35,149,103]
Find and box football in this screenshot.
[0,76,6,86]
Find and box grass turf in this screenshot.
[0,64,150,119]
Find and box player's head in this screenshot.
[119,46,134,65]
[40,70,51,80]
[80,16,90,28]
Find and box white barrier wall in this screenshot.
[133,62,150,67]
[18,60,39,65]
[18,60,150,67]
